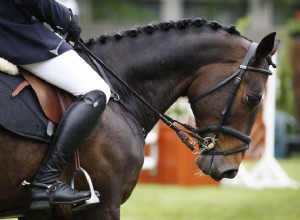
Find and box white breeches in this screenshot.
[21,50,111,103]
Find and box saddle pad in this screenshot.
[0,72,52,143]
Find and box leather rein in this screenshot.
[76,40,272,156]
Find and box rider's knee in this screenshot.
[83,79,111,104]
[82,90,107,110]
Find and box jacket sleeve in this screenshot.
[14,0,71,31]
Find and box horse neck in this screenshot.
[85,25,245,134]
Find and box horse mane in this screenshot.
[83,18,241,46]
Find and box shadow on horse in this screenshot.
[0,18,278,219]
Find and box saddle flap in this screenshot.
[20,68,74,124]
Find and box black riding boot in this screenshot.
[29,90,107,209]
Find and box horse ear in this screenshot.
[270,39,280,56]
[255,32,278,61]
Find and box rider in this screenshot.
[0,0,111,209]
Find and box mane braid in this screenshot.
[83,18,241,46]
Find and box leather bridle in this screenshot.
[77,39,273,157]
[189,42,272,155]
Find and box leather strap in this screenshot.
[86,48,120,101]
[11,80,29,97]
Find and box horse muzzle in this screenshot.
[195,153,241,181]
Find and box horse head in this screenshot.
[188,33,279,181]
[85,21,279,182]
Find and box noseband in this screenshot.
[188,42,272,155]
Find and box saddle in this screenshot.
[0,56,117,142]
[0,67,75,143]
[18,68,75,124]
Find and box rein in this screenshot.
[75,40,199,149]
[76,40,272,156]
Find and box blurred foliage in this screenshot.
[236,16,250,33]
[276,18,300,116]
[276,31,296,116]
[273,0,295,24]
[91,0,155,22]
[286,18,300,37]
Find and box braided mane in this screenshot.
[84,18,241,46]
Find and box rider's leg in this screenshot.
[21,50,111,208]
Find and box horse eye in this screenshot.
[245,95,260,107]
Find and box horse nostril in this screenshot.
[221,169,238,179]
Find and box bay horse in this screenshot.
[0,18,278,220]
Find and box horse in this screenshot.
[0,18,278,220]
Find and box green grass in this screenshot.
[121,154,300,220]
[121,186,300,220]
[6,155,300,220]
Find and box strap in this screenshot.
[73,150,81,172]
[189,69,240,103]
[11,80,29,97]
[240,65,272,75]
[87,51,120,101]
[22,180,52,189]
[189,42,259,104]
[241,42,258,66]
[215,42,258,138]
[201,144,249,156]
[195,125,251,144]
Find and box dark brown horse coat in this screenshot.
[0,19,278,220]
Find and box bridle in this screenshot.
[76,39,273,157]
[188,42,272,156]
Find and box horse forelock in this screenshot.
[82,18,242,47]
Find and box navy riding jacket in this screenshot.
[0,0,72,65]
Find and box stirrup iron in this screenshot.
[71,167,100,211]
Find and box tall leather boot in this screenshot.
[29,90,107,209]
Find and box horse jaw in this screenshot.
[194,153,243,181]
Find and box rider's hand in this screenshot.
[67,12,82,42]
